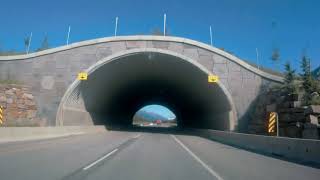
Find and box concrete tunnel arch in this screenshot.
[56,48,238,131]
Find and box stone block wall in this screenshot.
[248,88,320,139]
[302,105,320,139]
[0,84,43,126]
[0,36,283,128]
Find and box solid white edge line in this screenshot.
[83,148,118,171]
[171,135,224,180]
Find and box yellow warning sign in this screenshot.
[0,106,4,125]
[268,112,277,133]
[78,72,88,80]
[208,75,219,83]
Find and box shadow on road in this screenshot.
[106,126,192,135]
[105,125,320,169]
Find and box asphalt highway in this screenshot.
[0,130,319,180]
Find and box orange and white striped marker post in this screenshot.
[268,112,279,136]
[0,106,4,125]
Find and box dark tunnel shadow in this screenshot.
[77,52,233,131]
[237,80,277,133]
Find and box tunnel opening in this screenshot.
[59,49,236,131]
[132,104,177,128]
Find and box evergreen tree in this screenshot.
[24,37,30,53]
[271,48,280,62]
[300,55,314,105]
[150,27,170,36]
[36,34,49,51]
[151,27,163,35]
[271,48,280,70]
[283,62,296,95]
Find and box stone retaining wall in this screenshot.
[248,87,320,139]
[0,84,43,126]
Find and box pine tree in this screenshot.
[283,62,296,95]
[300,55,314,105]
[150,27,170,36]
[36,34,49,51]
[271,48,281,70]
[151,27,163,35]
[271,48,280,62]
[41,35,49,49]
[24,37,30,53]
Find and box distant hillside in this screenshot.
[312,66,320,80]
[0,50,25,56]
[134,110,169,122]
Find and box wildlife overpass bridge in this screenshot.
[0,36,283,131]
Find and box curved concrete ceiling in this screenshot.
[58,49,236,130]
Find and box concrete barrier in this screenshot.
[191,129,320,165]
[0,126,107,143]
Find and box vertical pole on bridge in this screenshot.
[67,26,71,45]
[163,13,166,36]
[209,26,213,46]
[26,32,32,54]
[114,17,118,37]
[255,48,260,70]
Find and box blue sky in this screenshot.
[1,0,319,117]
[1,0,319,72]
[0,0,320,116]
[139,105,176,120]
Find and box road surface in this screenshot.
[0,130,319,180]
